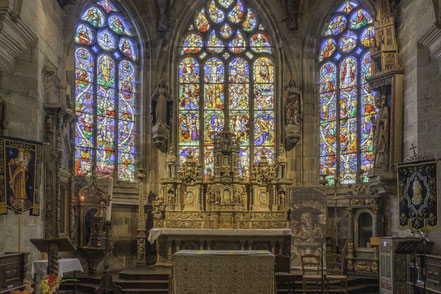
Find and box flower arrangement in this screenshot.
[9,276,77,294]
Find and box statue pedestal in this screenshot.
[152,123,169,149]
[285,124,301,149]
[148,228,292,267]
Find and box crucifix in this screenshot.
[409,144,418,161]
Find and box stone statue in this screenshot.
[151,80,171,127]
[284,0,300,30]
[285,79,301,126]
[374,92,389,169]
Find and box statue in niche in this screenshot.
[284,79,302,150]
[151,80,172,127]
[374,92,389,170]
[284,0,300,30]
[285,79,301,126]
[151,80,173,150]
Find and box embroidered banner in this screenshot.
[398,160,438,231]
[0,136,42,215]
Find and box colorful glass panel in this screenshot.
[179,112,200,145]
[254,84,273,110]
[320,62,337,93]
[243,10,257,32]
[250,34,272,53]
[339,118,357,154]
[75,147,94,176]
[230,111,250,145]
[349,9,373,29]
[319,120,337,157]
[320,155,336,185]
[340,153,357,184]
[238,147,250,177]
[119,38,137,60]
[179,58,200,83]
[340,56,357,89]
[204,84,224,110]
[204,111,224,144]
[179,84,199,110]
[339,87,357,119]
[180,34,203,55]
[325,15,347,36]
[254,111,275,146]
[75,24,95,45]
[97,54,115,88]
[320,92,337,122]
[218,0,234,8]
[81,7,106,27]
[98,0,117,13]
[337,1,358,14]
[338,31,357,53]
[195,9,210,32]
[220,23,233,39]
[361,52,372,83]
[108,14,132,35]
[254,58,274,83]
[229,58,249,83]
[361,85,376,116]
[75,2,138,181]
[360,26,375,47]
[208,1,225,23]
[179,147,200,165]
[229,84,249,110]
[204,58,224,83]
[97,29,117,51]
[319,38,337,61]
[361,114,375,152]
[228,0,245,23]
[228,30,246,53]
[207,30,224,53]
[204,147,215,178]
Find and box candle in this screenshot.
[105,178,114,221]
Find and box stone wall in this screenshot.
[0,0,65,266]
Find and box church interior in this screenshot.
[1,0,441,293]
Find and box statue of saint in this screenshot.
[285,79,302,126]
[374,92,389,169]
[8,149,31,200]
[151,80,171,127]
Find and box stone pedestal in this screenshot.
[152,123,169,150]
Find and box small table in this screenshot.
[31,258,84,278]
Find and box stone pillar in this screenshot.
[136,170,147,266]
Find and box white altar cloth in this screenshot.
[31,258,84,278]
[148,228,292,244]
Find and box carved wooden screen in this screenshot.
[74,0,138,182]
[178,0,275,181]
[319,1,377,185]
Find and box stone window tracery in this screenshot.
[177,0,275,181]
[319,1,377,185]
[74,0,138,182]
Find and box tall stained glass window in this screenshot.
[319,1,376,185]
[178,0,275,181]
[74,0,138,181]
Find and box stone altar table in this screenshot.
[172,250,275,294]
[148,228,291,266]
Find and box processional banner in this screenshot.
[398,160,438,231]
[0,136,42,215]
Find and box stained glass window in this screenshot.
[319,0,376,185]
[178,0,275,181]
[75,0,138,182]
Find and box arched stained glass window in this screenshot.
[178,0,275,181]
[319,1,376,185]
[74,0,138,182]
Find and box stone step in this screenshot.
[115,279,169,289]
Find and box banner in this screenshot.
[398,160,438,231]
[0,136,42,215]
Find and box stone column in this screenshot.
[136,170,147,266]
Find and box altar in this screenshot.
[150,131,293,266]
[149,228,291,266]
